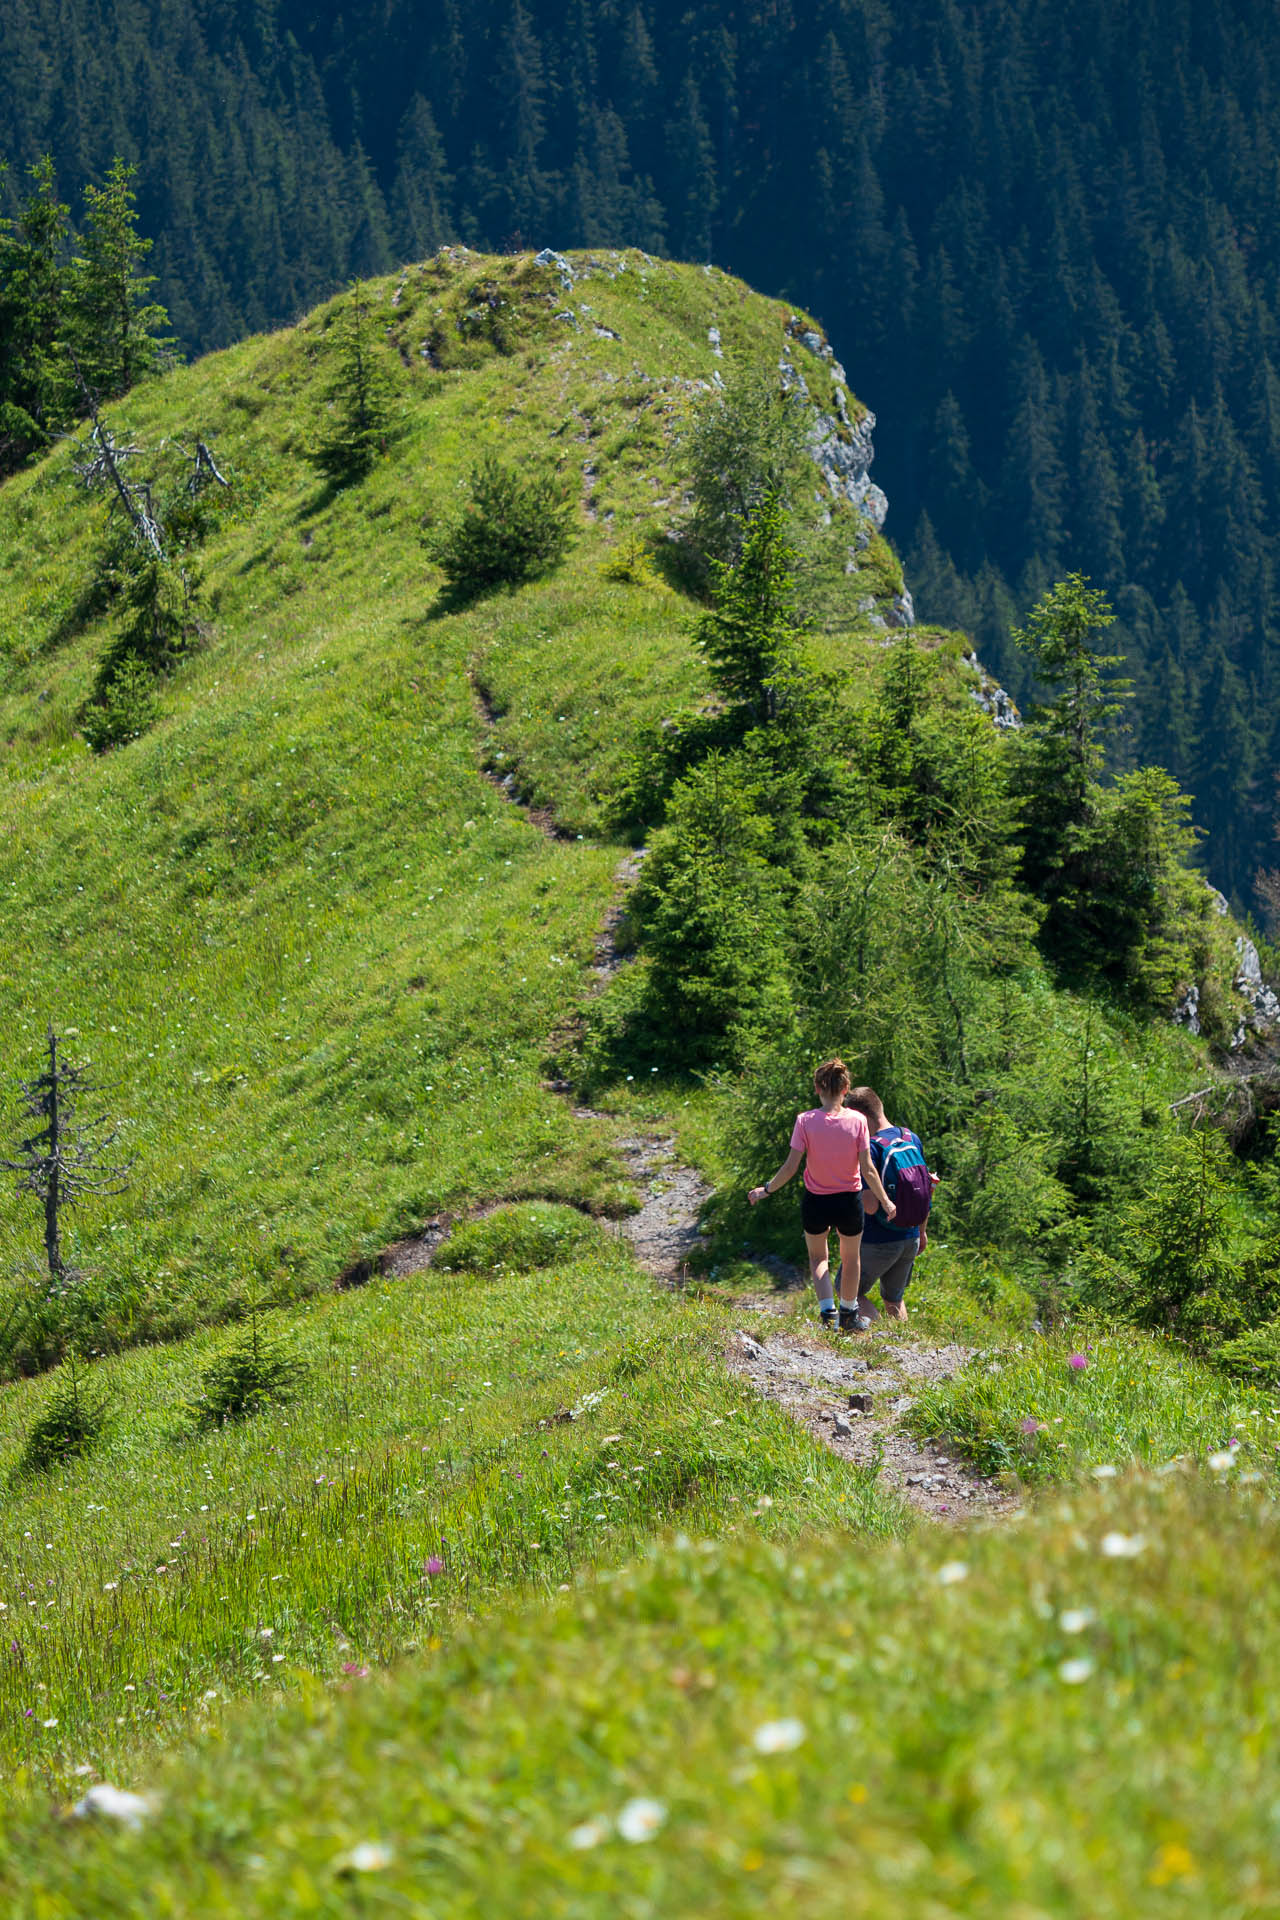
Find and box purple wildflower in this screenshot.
[425,1555,444,1576]
[1019,1417,1043,1435]
[1068,1353,1088,1371]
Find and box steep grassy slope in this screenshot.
[0,247,900,1361]
[0,243,915,1785]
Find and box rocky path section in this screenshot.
[728,1325,1016,1521]
[606,1130,710,1280]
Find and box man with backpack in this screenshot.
[842,1086,935,1324]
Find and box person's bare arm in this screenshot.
[919,1171,939,1249]
[748,1147,802,1206]
[860,1145,895,1221]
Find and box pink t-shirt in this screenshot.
[790,1105,870,1195]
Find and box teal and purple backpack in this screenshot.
[874,1127,933,1229]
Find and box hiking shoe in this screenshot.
[839,1306,874,1333]
[820,1304,839,1330]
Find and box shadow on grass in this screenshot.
[647,531,710,601]
[294,475,350,525]
[43,578,112,652]
[419,567,571,620]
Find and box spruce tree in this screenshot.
[1012,574,1129,973]
[312,285,398,486]
[0,157,73,474]
[696,494,803,726]
[68,157,172,399]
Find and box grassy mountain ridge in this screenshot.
[10,0,1280,902]
[0,245,908,1362]
[0,248,1276,1913]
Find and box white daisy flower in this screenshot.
[73,1784,153,1829]
[346,1842,393,1873]
[1099,1532,1146,1558]
[752,1718,806,1754]
[616,1798,666,1843]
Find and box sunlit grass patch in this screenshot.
[3,1472,1275,1917]
[0,1231,901,1781]
[908,1326,1268,1481]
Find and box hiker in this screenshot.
[841,1086,935,1324]
[747,1057,895,1330]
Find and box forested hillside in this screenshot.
[4,0,1280,905]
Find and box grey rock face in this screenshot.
[1173,982,1201,1035]
[1234,933,1280,1029]
[1176,886,1279,1046]
[808,409,886,526]
[961,649,1021,729]
[534,247,576,290]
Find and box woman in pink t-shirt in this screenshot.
[748,1057,894,1331]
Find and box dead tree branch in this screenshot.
[0,1027,132,1291]
[66,348,165,559]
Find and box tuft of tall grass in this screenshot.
[907,1326,1267,1481]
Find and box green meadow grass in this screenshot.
[908,1327,1271,1481]
[2,1472,1274,1917]
[0,248,1272,1914]
[0,1205,901,1789]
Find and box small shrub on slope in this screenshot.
[1217,1319,1280,1389]
[599,532,660,587]
[1080,1124,1277,1348]
[80,651,159,751]
[192,1311,305,1427]
[428,454,574,593]
[17,1354,108,1474]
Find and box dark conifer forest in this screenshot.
[3,0,1280,904]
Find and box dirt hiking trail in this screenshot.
[598,1116,1013,1522]
[466,722,1011,1522]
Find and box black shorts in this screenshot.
[800,1188,864,1238]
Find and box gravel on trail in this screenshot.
[727,1317,1019,1521]
[601,1128,712,1280]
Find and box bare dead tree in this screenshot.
[182,437,231,497]
[66,347,165,559]
[0,1027,132,1292]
